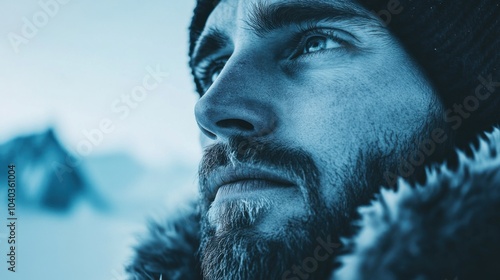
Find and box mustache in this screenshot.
[198,136,321,203]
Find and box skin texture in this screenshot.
[192,0,450,279]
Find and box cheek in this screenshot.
[295,63,437,151]
[278,86,370,199]
[279,73,381,160]
[276,62,438,201]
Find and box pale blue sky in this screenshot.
[0,0,201,167]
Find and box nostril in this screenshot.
[200,126,217,139]
[216,119,254,131]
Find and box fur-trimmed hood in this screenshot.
[126,127,500,280]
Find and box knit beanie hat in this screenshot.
[188,0,500,145]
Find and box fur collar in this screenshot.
[126,127,500,280]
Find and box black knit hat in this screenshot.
[188,0,499,144]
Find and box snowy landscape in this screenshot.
[0,129,199,280]
[0,1,200,279]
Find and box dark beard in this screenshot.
[197,136,388,280]
[197,117,454,279]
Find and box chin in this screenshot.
[207,195,273,234]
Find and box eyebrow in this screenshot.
[191,28,229,69]
[246,1,374,37]
[191,1,374,69]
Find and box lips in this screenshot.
[205,164,295,201]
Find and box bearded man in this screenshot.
[127,0,500,279]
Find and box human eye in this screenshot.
[194,57,228,93]
[291,28,356,58]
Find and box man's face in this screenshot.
[192,0,445,278]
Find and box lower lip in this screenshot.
[215,179,292,199]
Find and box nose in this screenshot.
[194,59,278,141]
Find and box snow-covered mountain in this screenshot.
[0,128,199,280]
[0,129,89,210]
